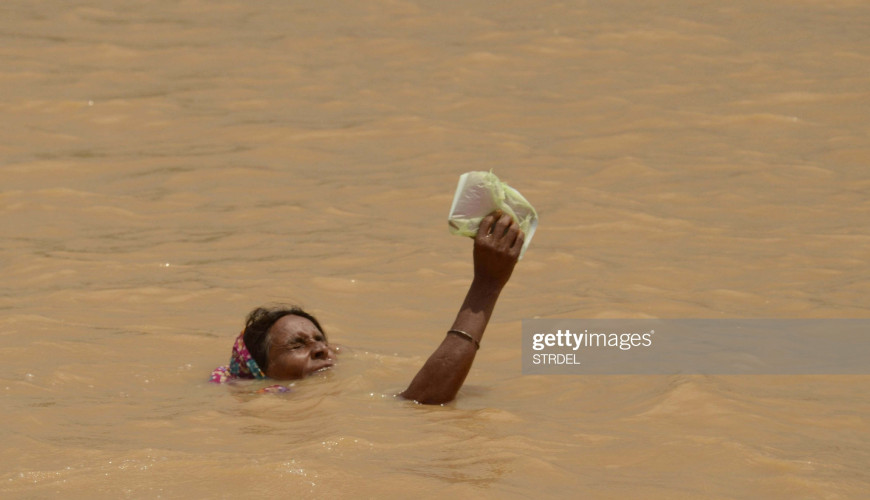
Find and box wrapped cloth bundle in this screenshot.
[447,171,538,259]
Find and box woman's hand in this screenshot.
[473,212,524,290]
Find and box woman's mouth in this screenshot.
[311,359,335,373]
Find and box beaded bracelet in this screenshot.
[447,329,480,350]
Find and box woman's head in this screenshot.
[243,306,335,380]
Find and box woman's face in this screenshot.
[265,314,336,380]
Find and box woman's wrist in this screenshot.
[470,275,506,295]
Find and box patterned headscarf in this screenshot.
[210,331,266,383]
[210,331,292,394]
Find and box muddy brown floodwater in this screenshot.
[2,0,869,498]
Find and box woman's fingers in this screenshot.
[505,220,520,247]
[492,213,512,239]
[472,212,522,287]
[476,212,497,241]
[476,211,524,256]
[510,229,525,257]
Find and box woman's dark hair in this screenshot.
[243,305,326,373]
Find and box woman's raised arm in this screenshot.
[401,212,523,404]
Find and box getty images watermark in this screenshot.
[522,319,870,374]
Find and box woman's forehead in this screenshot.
[268,314,320,339]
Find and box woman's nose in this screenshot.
[310,341,328,359]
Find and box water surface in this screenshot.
[2,0,869,497]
